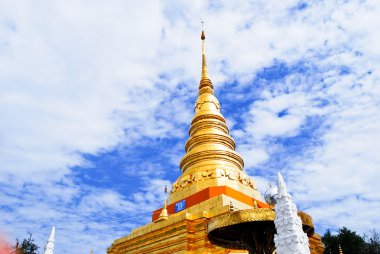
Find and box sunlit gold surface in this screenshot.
[207,208,275,233]
[170,30,261,204]
[170,169,257,194]
[179,30,244,174]
[156,200,168,221]
[298,211,314,228]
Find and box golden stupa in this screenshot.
[107,31,325,254]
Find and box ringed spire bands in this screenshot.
[179,31,245,173]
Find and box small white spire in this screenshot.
[43,226,55,254]
[274,173,310,254]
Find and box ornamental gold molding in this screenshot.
[180,150,244,173]
[171,168,257,193]
[185,133,236,152]
[207,208,276,233]
[188,119,228,136]
[194,93,221,110]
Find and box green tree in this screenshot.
[364,230,380,254]
[339,227,366,254]
[15,234,39,254]
[322,227,366,254]
[322,229,339,254]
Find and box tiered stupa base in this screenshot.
[107,196,325,254]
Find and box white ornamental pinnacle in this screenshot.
[274,173,310,254]
[43,226,55,254]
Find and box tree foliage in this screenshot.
[364,230,380,254]
[322,227,380,254]
[14,234,39,254]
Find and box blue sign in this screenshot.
[174,200,186,212]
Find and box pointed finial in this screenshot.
[43,226,55,254]
[200,19,205,40]
[339,245,343,254]
[201,29,208,78]
[156,200,169,221]
[49,226,55,241]
[277,172,288,196]
[201,19,205,37]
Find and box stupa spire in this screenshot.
[43,226,55,254]
[178,30,244,173]
[167,29,261,211]
[201,30,208,78]
[198,29,214,96]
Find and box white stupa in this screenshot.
[274,173,310,254]
[43,226,55,254]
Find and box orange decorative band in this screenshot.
[152,186,268,221]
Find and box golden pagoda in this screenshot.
[107,31,325,254]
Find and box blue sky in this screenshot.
[1,0,380,253]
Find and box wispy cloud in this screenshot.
[0,0,379,253]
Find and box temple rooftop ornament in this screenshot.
[43,226,55,254]
[156,199,169,221]
[274,173,310,254]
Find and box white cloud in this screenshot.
[238,145,269,169]
[245,92,310,139]
[235,0,380,234]
[0,0,379,253]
